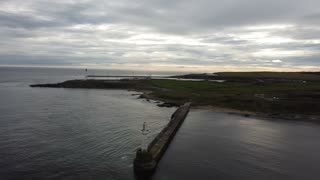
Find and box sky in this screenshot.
[0,0,320,72]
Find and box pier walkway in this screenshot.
[134,102,191,176]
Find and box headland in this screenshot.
[30,72,320,122]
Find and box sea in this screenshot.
[0,67,320,180]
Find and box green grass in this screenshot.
[148,79,320,93]
[144,79,320,115]
[217,72,320,81]
[33,77,320,116]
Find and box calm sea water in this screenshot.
[0,67,177,180]
[1,67,320,180]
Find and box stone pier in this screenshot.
[133,102,191,176]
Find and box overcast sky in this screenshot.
[0,0,320,72]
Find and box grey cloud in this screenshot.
[273,27,320,40]
[0,0,320,70]
[301,13,320,25]
[281,56,320,65]
[199,35,249,45]
[2,0,318,32]
[0,11,62,29]
[102,0,320,34]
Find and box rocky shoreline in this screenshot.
[137,90,320,123]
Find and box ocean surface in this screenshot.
[1,67,320,180]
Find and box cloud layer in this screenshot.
[0,0,320,71]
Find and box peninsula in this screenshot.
[31,72,320,122]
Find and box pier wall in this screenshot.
[133,102,191,175]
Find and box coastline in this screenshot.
[30,78,320,123]
[134,90,320,123]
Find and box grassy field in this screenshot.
[217,72,320,81]
[144,79,320,115]
[31,72,320,117]
[173,72,320,82]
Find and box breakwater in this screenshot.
[133,102,191,176]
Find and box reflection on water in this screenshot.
[154,110,320,180]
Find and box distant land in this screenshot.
[31,72,320,122]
